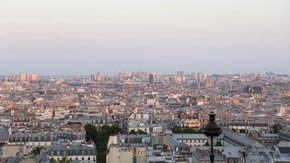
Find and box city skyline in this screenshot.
[1,0,290,75]
[0,70,289,77]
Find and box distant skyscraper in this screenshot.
[97,72,103,81]
[20,74,27,81]
[177,71,184,77]
[149,74,154,84]
[206,78,212,88]
[177,71,184,82]
[197,72,202,81]
[31,74,38,81]
[26,74,30,81]
[204,72,207,80]
[131,72,137,79]
[90,73,96,81]
[12,74,18,80]
[192,72,196,78]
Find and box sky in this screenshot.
[0,0,289,75]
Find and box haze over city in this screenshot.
[1,0,290,75]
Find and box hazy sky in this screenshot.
[0,0,289,75]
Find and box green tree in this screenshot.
[129,129,148,135]
[130,130,137,134]
[216,141,223,146]
[98,151,107,163]
[32,146,45,154]
[94,124,127,163]
[183,128,196,133]
[197,127,204,133]
[172,127,197,133]
[49,158,57,163]
[272,123,283,133]
[109,124,123,135]
[49,157,70,163]
[240,129,246,133]
[101,124,111,131]
[137,130,148,135]
[85,124,98,143]
[96,129,109,143]
[59,157,70,163]
[232,128,237,132]
[172,127,182,133]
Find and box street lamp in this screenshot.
[204,112,222,163]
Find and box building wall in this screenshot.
[107,146,147,163]
[49,155,96,162]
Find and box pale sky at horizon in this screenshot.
[0,0,289,75]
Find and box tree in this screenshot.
[240,129,246,133]
[101,124,111,131]
[109,124,123,135]
[94,125,126,163]
[137,130,148,135]
[130,130,137,134]
[172,127,182,133]
[85,124,98,143]
[130,129,148,135]
[32,146,45,154]
[96,129,109,146]
[232,128,237,132]
[59,157,70,163]
[197,127,204,133]
[183,128,196,133]
[172,127,197,133]
[49,157,70,163]
[98,151,107,163]
[49,158,57,163]
[216,141,223,146]
[272,123,283,133]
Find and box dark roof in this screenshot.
[279,147,290,154]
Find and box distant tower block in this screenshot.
[206,78,212,88]
[31,74,38,81]
[26,74,30,81]
[90,73,96,81]
[177,71,184,78]
[97,72,103,81]
[192,72,196,78]
[203,72,207,80]
[20,74,27,81]
[149,73,154,84]
[12,74,18,80]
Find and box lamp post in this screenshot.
[203,112,222,163]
